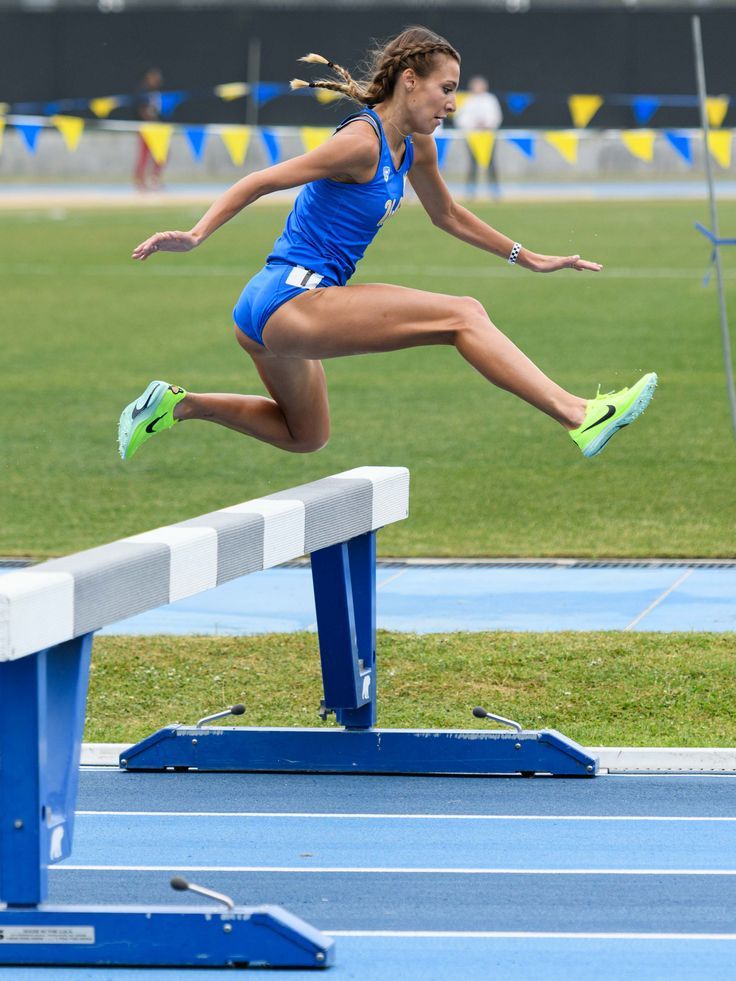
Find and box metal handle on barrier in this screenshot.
[170,876,235,910]
[195,704,245,727]
[472,706,523,732]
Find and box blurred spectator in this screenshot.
[455,75,503,198]
[134,67,165,191]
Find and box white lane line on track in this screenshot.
[325,930,736,940]
[624,568,695,630]
[75,811,736,821]
[52,866,736,875]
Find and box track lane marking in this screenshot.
[76,811,736,821]
[624,568,695,630]
[52,866,736,874]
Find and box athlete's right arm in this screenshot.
[131,123,379,261]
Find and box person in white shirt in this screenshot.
[454,75,503,197]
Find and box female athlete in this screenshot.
[119,26,656,462]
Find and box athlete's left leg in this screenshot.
[262,281,587,429]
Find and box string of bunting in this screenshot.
[1,114,733,169]
[0,86,731,128]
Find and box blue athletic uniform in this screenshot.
[233,107,414,346]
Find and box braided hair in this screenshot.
[290,26,460,107]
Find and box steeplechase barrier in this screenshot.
[0,465,595,969]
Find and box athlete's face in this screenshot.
[404,55,460,134]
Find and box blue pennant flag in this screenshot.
[434,132,452,168]
[184,126,207,161]
[631,96,660,125]
[254,83,285,107]
[260,128,281,165]
[665,131,692,164]
[43,101,61,116]
[16,123,42,153]
[506,93,534,116]
[508,135,535,159]
[160,91,186,118]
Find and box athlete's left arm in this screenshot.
[408,134,602,273]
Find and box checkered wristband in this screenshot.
[508,242,522,265]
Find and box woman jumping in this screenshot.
[119,26,656,462]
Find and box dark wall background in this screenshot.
[1,6,733,128]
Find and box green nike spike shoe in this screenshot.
[570,372,657,459]
[118,380,187,461]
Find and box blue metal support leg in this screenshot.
[311,532,377,729]
[0,633,333,968]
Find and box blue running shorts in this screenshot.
[233,261,337,346]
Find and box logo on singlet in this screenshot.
[383,166,390,182]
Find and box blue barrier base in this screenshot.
[121,725,598,776]
[0,905,334,968]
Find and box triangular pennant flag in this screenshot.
[434,132,452,168]
[506,92,534,116]
[220,125,251,166]
[544,131,579,164]
[665,131,693,165]
[89,96,119,118]
[315,89,341,105]
[707,130,732,168]
[215,82,248,101]
[139,122,173,165]
[706,96,730,129]
[184,126,208,162]
[0,103,8,116]
[300,126,332,153]
[507,135,535,159]
[260,128,281,165]
[631,96,660,126]
[465,131,495,169]
[621,129,656,163]
[568,94,603,128]
[254,83,284,107]
[51,114,84,152]
[16,123,42,154]
[160,91,186,117]
[0,118,5,155]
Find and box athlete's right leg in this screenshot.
[172,326,331,453]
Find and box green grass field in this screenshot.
[2,198,735,559]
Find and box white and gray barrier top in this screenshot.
[0,466,409,662]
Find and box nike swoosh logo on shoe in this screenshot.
[581,404,616,433]
[132,388,158,419]
[145,414,166,433]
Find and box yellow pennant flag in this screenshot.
[465,131,495,169]
[454,92,470,113]
[568,94,603,128]
[0,103,8,116]
[220,126,251,166]
[707,130,732,168]
[140,123,173,165]
[544,131,579,165]
[215,82,249,101]
[706,96,730,129]
[0,118,5,155]
[621,129,656,163]
[300,126,333,153]
[89,96,119,118]
[52,115,84,152]
[315,89,341,105]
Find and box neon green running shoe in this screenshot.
[118,380,187,461]
[569,372,657,458]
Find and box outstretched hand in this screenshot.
[528,253,603,273]
[131,230,199,261]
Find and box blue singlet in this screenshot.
[233,107,414,345]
